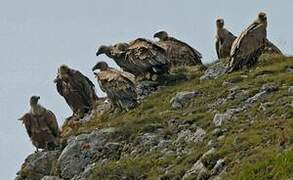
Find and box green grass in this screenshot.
[61,55,293,179]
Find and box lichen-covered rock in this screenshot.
[288,86,293,95]
[213,113,232,127]
[176,128,206,145]
[57,128,121,179]
[183,160,208,180]
[200,62,227,80]
[136,81,160,99]
[41,176,64,180]
[170,91,199,109]
[15,151,60,180]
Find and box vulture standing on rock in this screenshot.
[215,19,237,59]
[54,65,98,119]
[228,12,268,72]
[153,31,203,66]
[92,61,138,111]
[96,38,170,80]
[18,96,60,152]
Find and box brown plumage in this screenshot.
[18,96,60,152]
[92,61,138,111]
[54,65,98,118]
[264,39,283,55]
[96,38,170,80]
[154,31,203,66]
[228,12,268,72]
[215,19,237,59]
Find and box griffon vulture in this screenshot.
[96,38,170,80]
[215,19,237,59]
[18,96,60,152]
[153,31,203,66]
[92,61,138,111]
[228,12,268,72]
[54,65,98,119]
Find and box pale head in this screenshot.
[216,18,224,29]
[154,31,169,41]
[30,95,40,106]
[92,61,109,72]
[96,45,111,56]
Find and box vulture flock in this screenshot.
[19,12,283,151]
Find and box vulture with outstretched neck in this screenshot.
[92,61,138,111]
[215,19,237,59]
[18,96,60,152]
[153,31,203,66]
[54,65,98,119]
[96,38,170,80]
[228,12,268,72]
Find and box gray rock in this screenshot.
[170,91,199,109]
[210,159,225,176]
[41,176,64,180]
[16,150,60,180]
[182,160,209,180]
[213,113,232,127]
[200,62,227,80]
[176,128,206,144]
[136,81,160,99]
[260,83,278,92]
[58,129,121,179]
[289,86,293,95]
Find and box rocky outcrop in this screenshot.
[15,151,60,180]
[170,91,200,109]
[58,128,121,179]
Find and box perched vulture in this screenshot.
[96,38,170,80]
[228,12,268,72]
[264,39,283,55]
[18,96,60,152]
[92,61,138,111]
[54,65,98,118]
[215,19,237,59]
[153,31,203,66]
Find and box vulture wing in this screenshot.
[264,39,283,55]
[19,113,33,138]
[215,37,221,59]
[44,110,59,137]
[126,38,169,73]
[231,22,266,58]
[97,69,137,109]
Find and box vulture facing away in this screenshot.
[92,61,138,111]
[228,12,268,72]
[54,65,98,119]
[96,38,170,80]
[18,96,60,152]
[215,19,237,59]
[153,31,203,66]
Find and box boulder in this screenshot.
[200,62,227,80]
[57,128,121,179]
[170,91,199,109]
[16,150,60,180]
[41,176,64,180]
[289,86,293,96]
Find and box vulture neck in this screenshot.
[30,103,46,116]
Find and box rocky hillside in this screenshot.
[16,55,293,180]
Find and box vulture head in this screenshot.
[216,18,224,29]
[154,31,169,41]
[258,12,267,22]
[57,64,71,80]
[96,45,112,56]
[92,61,109,72]
[30,96,40,106]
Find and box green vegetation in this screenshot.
[62,55,293,179]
